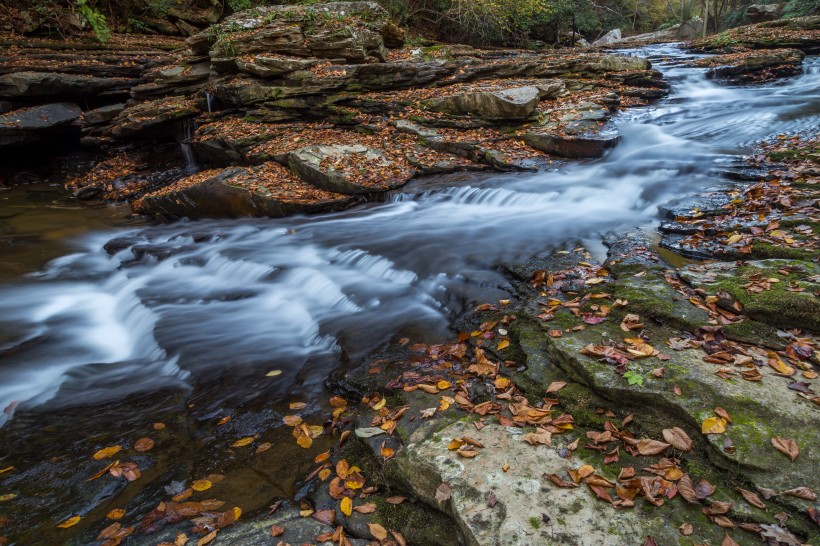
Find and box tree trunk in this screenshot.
[702,0,708,37]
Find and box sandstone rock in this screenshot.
[0,103,81,147]
[190,2,390,66]
[135,164,355,219]
[699,48,805,83]
[424,86,542,121]
[286,144,410,194]
[81,103,126,126]
[0,71,133,99]
[105,97,200,140]
[236,55,321,78]
[592,28,623,47]
[678,16,704,39]
[523,131,620,159]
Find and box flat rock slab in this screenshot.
[523,131,620,159]
[0,102,81,146]
[394,421,707,545]
[424,86,542,121]
[0,71,133,99]
[696,49,806,83]
[135,164,355,218]
[286,144,411,194]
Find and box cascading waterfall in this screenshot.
[179,118,199,174]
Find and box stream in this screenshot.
[0,44,818,528]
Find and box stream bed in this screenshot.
[0,44,818,543]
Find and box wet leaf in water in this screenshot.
[289,402,306,410]
[771,437,798,460]
[255,442,272,454]
[231,435,256,448]
[283,415,302,427]
[265,370,282,377]
[57,516,81,528]
[93,445,122,460]
[191,480,212,492]
[0,494,16,502]
[107,508,126,520]
[134,437,155,452]
[153,422,166,430]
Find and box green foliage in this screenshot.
[227,0,266,12]
[74,0,111,43]
[623,370,645,386]
[783,0,820,18]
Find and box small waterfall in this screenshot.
[179,118,198,174]
[205,91,214,114]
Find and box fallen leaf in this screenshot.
[93,445,121,460]
[546,381,567,394]
[354,503,377,513]
[197,530,217,545]
[57,516,81,529]
[368,523,388,541]
[107,509,125,520]
[435,482,451,503]
[702,417,727,435]
[721,532,740,546]
[679,522,693,536]
[781,487,816,500]
[385,496,406,504]
[133,438,155,452]
[191,480,212,492]
[265,370,282,377]
[340,497,352,516]
[270,525,285,537]
[634,439,670,456]
[771,437,798,461]
[662,428,693,452]
[230,437,256,448]
[736,488,766,510]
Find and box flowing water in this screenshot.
[1,45,818,427]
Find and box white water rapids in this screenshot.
[1,45,818,421]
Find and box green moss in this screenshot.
[748,242,816,261]
[528,516,541,529]
[369,495,461,546]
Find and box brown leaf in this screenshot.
[781,487,816,501]
[546,381,567,394]
[679,522,693,536]
[197,530,217,546]
[385,496,406,505]
[736,488,766,510]
[133,437,155,452]
[435,482,451,503]
[270,525,285,537]
[635,439,670,456]
[677,475,699,504]
[695,478,716,499]
[662,427,693,452]
[714,407,732,424]
[721,533,740,546]
[93,445,121,460]
[771,437,799,461]
[368,523,388,541]
[353,503,377,514]
[703,501,733,515]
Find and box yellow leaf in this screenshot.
[191,479,212,492]
[448,438,465,451]
[494,377,511,390]
[340,497,352,516]
[57,516,81,528]
[93,445,122,460]
[0,466,15,475]
[265,370,282,377]
[372,398,386,410]
[0,494,17,502]
[436,380,452,390]
[702,417,727,435]
[497,339,509,350]
[107,509,126,520]
[230,436,256,448]
[319,468,332,481]
[297,434,313,449]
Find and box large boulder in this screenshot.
[747,3,785,23]
[678,16,704,39]
[424,86,542,121]
[592,28,622,47]
[0,103,81,147]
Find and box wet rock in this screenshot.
[690,16,820,54]
[0,71,133,99]
[523,132,620,159]
[0,103,81,147]
[104,97,199,141]
[424,86,542,121]
[592,28,622,47]
[286,144,411,194]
